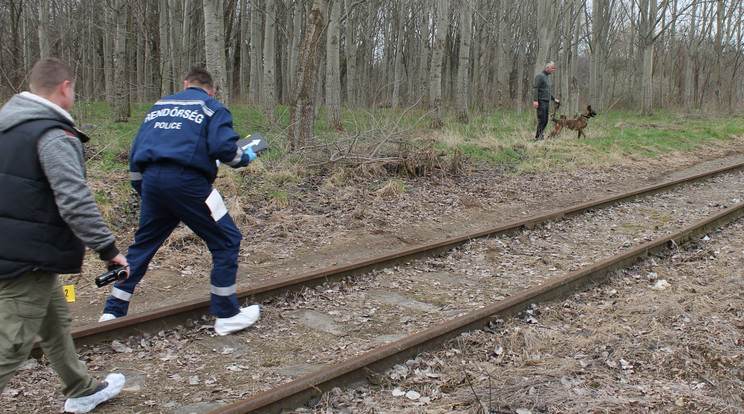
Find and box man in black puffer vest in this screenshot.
[0,58,128,413]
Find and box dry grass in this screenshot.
[376,180,405,200]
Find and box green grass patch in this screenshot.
[75,101,744,181]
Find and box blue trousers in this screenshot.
[103,163,242,318]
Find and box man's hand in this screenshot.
[105,253,129,280]
[533,101,539,109]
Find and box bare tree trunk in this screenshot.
[204,0,228,105]
[471,0,485,110]
[159,0,173,96]
[239,0,249,100]
[667,0,677,107]
[713,0,724,109]
[21,4,32,78]
[639,0,658,116]
[103,1,115,107]
[683,1,698,110]
[590,0,612,110]
[360,1,375,106]
[113,0,130,122]
[391,0,405,108]
[560,2,582,114]
[224,1,238,96]
[495,0,513,108]
[325,0,343,130]
[429,0,448,128]
[263,0,277,123]
[83,6,96,99]
[344,0,358,107]
[570,14,579,110]
[136,1,146,103]
[417,5,430,106]
[4,0,24,92]
[559,4,571,112]
[289,0,329,151]
[724,1,740,113]
[38,0,50,58]
[250,0,263,103]
[456,0,472,124]
[177,0,192,82]
[535,0,560,74]
[288,2,303,99]
[169,0,184,91]
[516,6,526,117]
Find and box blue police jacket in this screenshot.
[129,87,255,192]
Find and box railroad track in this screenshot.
[74,161,744,346]
[213,204,744,413]
[21,161,744,413]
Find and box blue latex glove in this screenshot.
[242,145,257,164]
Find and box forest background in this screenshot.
[1,0,744,171]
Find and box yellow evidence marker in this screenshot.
[63,285,76,302]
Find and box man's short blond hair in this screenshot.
[30,58,74,94]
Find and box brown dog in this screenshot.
[547,105,597,138]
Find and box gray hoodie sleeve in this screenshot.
[37,129,120,260]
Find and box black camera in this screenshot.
[95,266,127,287]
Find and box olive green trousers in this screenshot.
[0,270,97,397]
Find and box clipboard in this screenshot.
[237,133,268,154]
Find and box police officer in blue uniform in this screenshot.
[100,68,259,336]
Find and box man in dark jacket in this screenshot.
[100,68,260,336]
[0,58,128,412]
[532,61,560,140]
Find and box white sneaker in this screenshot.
[64,373,125,413]
[98,313,117,322]
[214,305,260,336]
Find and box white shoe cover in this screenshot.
[214,305,260,336]
[98,313,116,322]
[64,373,125,413]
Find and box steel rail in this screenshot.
[210,201,744,413]
[67,161,744,346]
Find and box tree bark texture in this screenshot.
[455,0,472,124]
[429,0,448,128]
[203,0,228,105]
[262,0,277,123]
[289,0,329,151]
[325,0,343,131]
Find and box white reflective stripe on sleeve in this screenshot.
[205,189,228,221]
[130,171,142,180]
[111,287,132,302]
[210,284,237,296]
[225,148,244,167]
